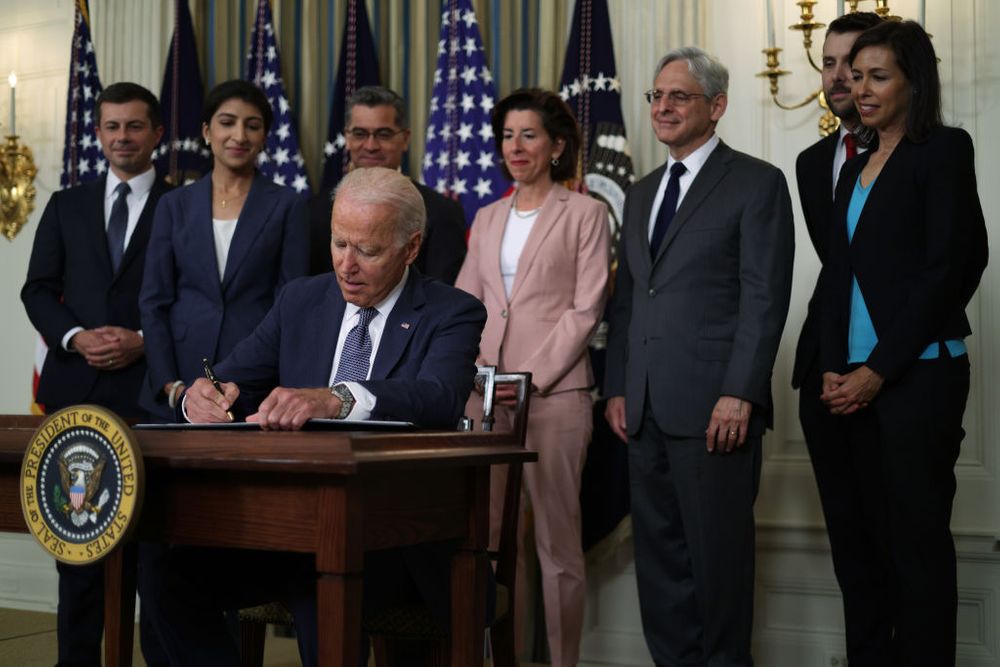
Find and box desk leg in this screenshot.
[317,572,362,667]
[451,547,488,665]
[103,544,135,667]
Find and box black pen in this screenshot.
[202,358,235,422]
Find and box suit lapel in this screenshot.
[653,142,732,266]
[222,173,281,290]
[315,277,348,385]
[630,163,666,276]
[371,271,422,380]
[83,177,114,278]
[186,175,225,299]
[508,185,567,303]
[484,198,511,303]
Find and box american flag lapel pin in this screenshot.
[401,322,411,329]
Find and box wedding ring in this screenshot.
[107,358,115,366]
[728,429,736,436]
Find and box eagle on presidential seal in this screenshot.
[56,445,110,526]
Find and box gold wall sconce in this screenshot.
[757,0,912,137]
[1,72,38,241]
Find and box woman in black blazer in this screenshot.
[819,21,988,666]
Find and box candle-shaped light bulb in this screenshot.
[8,72,15,136]
[765,0,775,48]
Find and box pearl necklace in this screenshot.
[512,191,542,219]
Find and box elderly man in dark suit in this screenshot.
[792,12,885,663]
[143,167,486,666]
[21,82,169,667]
[604,47,794,666]
[308,85,467,283]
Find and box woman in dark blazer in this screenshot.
[820,21,988,666]
[139,80,308,419]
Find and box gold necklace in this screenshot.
[216,188,248,209]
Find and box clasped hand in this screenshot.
[71,326,144,370]
[821,365,884,415]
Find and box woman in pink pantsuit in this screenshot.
[456,88,610,666]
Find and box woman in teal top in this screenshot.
[819,21,988,666]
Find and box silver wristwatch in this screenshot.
[329,382,356,419]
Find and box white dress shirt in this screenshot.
[647,133,721,240]
[327,267,410,420]
[831,124,869,194]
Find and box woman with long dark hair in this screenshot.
[820,20,988,665]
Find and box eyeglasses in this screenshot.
[346,127,406,143]
[643,89,712,106]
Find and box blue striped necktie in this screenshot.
[333,307,378,383]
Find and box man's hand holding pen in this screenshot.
[185,377,239,423]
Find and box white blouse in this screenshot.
[499,206,539,297]
[212,218,238,281]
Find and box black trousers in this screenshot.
[799,366,892,666]
[828,355,969,667]
[628,407,761,667]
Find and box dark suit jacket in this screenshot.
[791,132,840,389]
[820,126,988,383]
[139,172,309,417]
[215,269,487,427]
[21,175,171,415]
[605,140,795,438]
[307,180,467,283]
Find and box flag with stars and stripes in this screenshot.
[422,0,508,227]
[60,0,105,189]
[154,0,210,185]
[560,0,634,556]
[320,0,381,192]
[245,0,311,195]
[559,0,634,250]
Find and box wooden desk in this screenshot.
[0,417,533,666]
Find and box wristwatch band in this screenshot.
[329,382,356,419]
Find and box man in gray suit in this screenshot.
[605,47,794,666]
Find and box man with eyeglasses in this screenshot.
[308,85,466,282]
[604,47,794,666]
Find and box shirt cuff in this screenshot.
[180,393,192,423]
[62,327,85,352]
[341,381,375,421]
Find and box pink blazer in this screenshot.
[456,184,610,395]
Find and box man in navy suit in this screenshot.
[144,167,486,666]
[21,82,169,667]
[792,13,884,663]
[307,85,467,283]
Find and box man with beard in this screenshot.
[790,11,884,664]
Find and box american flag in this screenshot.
[559,0,634,554]
[153,0,210,184]
[422,0,508,228]
[60,0,105,189]
[559,0,635,249]
[320,0,381,192]
[245,0,311,195]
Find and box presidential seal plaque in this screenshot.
[20,405,144,565]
